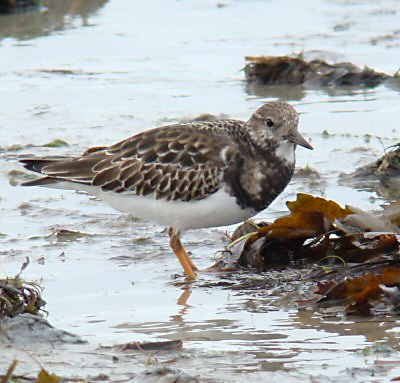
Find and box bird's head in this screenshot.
[246,101,313,151]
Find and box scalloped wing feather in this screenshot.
[32,123,237,201]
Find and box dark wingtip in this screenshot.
[19,158,63,174]
[19,158,64,186]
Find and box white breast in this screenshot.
[275,141,295,164]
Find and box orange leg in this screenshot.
[168,227,197,279]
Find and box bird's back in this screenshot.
[21,120,244,202]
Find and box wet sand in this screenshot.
[1,0,400,381]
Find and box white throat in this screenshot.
[275,141,295,164]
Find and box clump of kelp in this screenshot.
[0,258,46,318]
[244,55,400,87]
[218,194,400,316]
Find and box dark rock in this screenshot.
[0,314,87,345]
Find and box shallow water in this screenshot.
[1,0,400,381]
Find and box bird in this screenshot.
[20,101,312,279]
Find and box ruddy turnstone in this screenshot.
[20,101,312,278]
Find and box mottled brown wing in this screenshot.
[39,123,235,201]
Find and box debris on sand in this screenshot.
[46,227,92,243]
[293,165,326,189]
[0,258,46,319]
[41,139,69,148]
[345,143,400,178]
[132,366,199,383]
[117,339,183,352]
[340,143,400,200]
[0,279,45,318]
[108,341,196,383]
[0,259,86,347]
[244,55,400,87]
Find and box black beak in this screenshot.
[285,130,313,150]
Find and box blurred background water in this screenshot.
[0,1,400,381]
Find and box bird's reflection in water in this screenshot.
[170,286,192,323]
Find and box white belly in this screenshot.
[52,182,256,233]
[99,188,256,233]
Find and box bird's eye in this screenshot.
[265,118,274,128]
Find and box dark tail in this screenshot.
[19,158,70,187]
[20,157,69,174]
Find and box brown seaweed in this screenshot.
[244,55,400,88]
[219,194,400,270]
